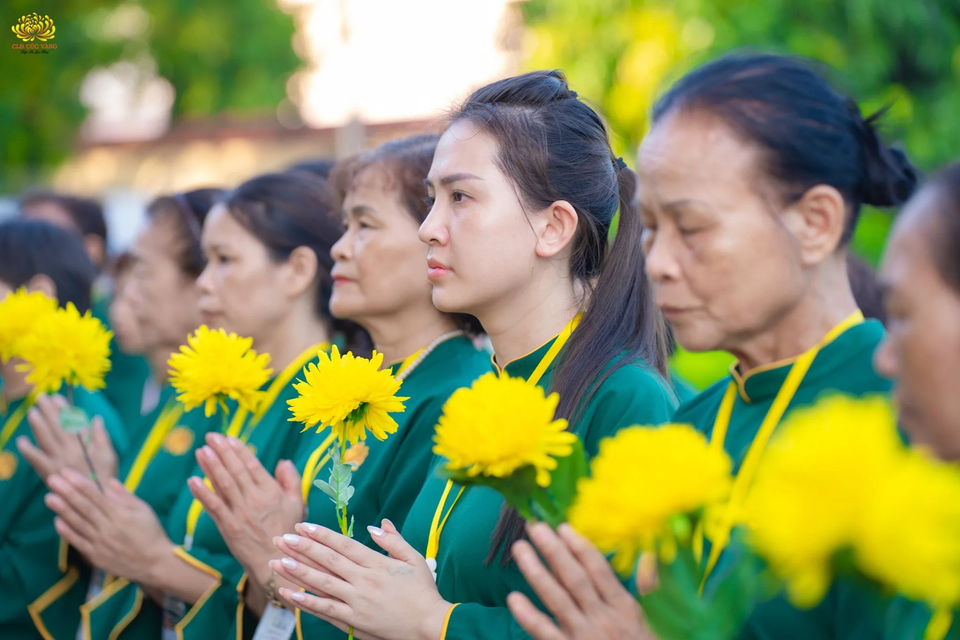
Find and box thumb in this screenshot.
[367,519,420,564]
[90,417,112,449]
[275,459,302,500]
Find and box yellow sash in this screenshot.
[123,397,185,492]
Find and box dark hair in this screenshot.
[652,52,919,244]
[331,134,483,335]
[925,160,960,292]
[147,188,225,278]
[846,254,886,325]
[452,71,669,564]
[288,159,336,180]
[221,172,370,352]
[0,219,97,312]
[19,191,108,243]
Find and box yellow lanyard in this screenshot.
[925,608,952,640]
[394,348,425,379]
[123,396,185,492]
[694,311,864,590]
[183,342,328,548]
[0,398,33,451]
[425,314,582,572]
[300,432,338,502]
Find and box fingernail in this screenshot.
[288,590,305,602]
[282,534,300,546]
[209,433,224,445]
[281,557,298,570]
[298,523,318,535]
[48,475,65,490]
[230,437,244,449]
[367,525,384,537]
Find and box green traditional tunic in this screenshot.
[231,335,491,640]
[0,386,127,640]
[401,338,678,640]
[674,318,893,640]
[78,346,322,639]
[91,295,152,435]
[30,384,219,639]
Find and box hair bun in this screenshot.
[852,104,920,207]
[465,70,578,108]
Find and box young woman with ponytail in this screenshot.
[263,70,678,639]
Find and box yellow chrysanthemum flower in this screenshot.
[744,395,905,609]
[16,303,112,393]
[0,288,57,362]
[568,424,732,575]
[168,325,272,417]
[857,448,960,608]
[432,372,575,488]
[288,345,407,444]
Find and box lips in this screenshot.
[427,258,451,280]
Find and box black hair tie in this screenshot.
[614,157,628,171]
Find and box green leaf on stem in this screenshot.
[59,405,91,434]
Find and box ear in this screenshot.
[784,185,847,266]
[83,235,107,270]
[26,274,58,302]
[283,246,320,299]
[534,200,579,259]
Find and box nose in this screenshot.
[419,206,448,247]
[643,231,682,284]
[196,262,214,295]
[331,230,351,262]
[873,334,898,380]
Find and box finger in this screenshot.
[366,520,423,565]
[187,476,231,526]
[16,436,55,481]
[206,433,255,490]
[60,469,110,521]
[26,400,61,453]
[507,592,568,640]
[295,522,383,569]
[230,436,275,488]
[528,522,602,612]
[558,523,640,606]
[90,417,112,450]
[276,586,354,631]
[45,489,98,538]
[195,445,243,508]
[43,394,70,443]
[380,518,399,535]
[276,531,361,581]
[511,538,580,629]
[275,459,303,501]
[273,556,353,601]
[53,516,95,558]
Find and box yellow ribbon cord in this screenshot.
[0,399,32,451]
[183,342,329,547]
[394,348,425,379]
[925,608,952,640]
[695,311,864,591]
[123,397,185,492]
[426,314,582,570]
[300,432,338,502]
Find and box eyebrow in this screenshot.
[346,204,377,217]
[661,199,709,214]
[425,172,484,188]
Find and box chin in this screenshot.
[671,325,724,355]
[431,287,474,317]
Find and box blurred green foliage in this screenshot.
[523,0,960,389]
[1,0,298,190]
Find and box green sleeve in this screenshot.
[174,545,246,640]
[444,603,533,640]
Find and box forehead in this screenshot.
[430,119,500,179]
[636,110,763,203]
[881,188,943,284]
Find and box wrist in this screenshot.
[418,599,456,640]
[142,538,178,590]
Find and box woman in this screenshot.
[187,135,491,639]
[873,160,960,639]
[23,189,223,639]
[42,172,349,639]
[0,219,128,639]
[505,52,919,640]
[266,70,678,640]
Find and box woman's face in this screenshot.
[129,215,202,348]
[637,111,809,354]
[329,165,434,324]
[196,204,300,343]
[420,119,547,318]
[109,271,147,354]
[874,187,960,460]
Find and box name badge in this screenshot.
[253,603,296,640]
[161,594,186,640]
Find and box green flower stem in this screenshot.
[66,385,103,492]
[338,436,355,640]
